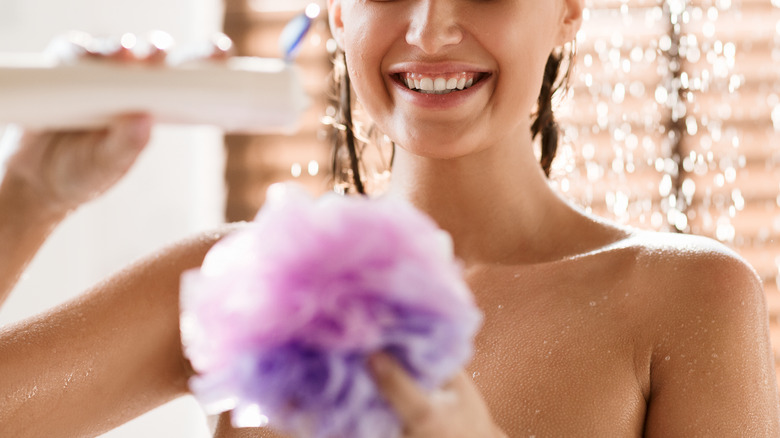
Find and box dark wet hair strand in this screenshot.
[532,52,564,178]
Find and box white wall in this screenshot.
[0,0,226,436]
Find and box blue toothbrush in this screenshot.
[279,3,321,61]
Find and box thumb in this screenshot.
[369,353,432,426]
[100,113,153,172]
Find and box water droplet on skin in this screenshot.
[497,304,504,310]
[665,355,671,361]
[63,373,73,389]
[589,301,597,307]
[472,372,480,379]
[712,353,718,358]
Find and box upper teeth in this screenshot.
[402,72,477,95]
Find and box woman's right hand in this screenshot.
[4,114,153,216]
[2,31,233,216]
[1,33,163,216]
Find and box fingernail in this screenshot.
[88,37,121,56]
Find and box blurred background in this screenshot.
[0,0,779,436]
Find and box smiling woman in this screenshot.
[1,0,779,437]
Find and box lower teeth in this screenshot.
[419,89,455,95]
[400,75,479,94]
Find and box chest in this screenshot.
[464,268,649,436]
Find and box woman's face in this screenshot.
[328,0,582,160]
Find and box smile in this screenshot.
[396,72,486,95]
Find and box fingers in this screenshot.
[146,30,175,64]
[209,32,234,60]
[165,32,234,66]
[368,353,433,426]
[98,114,153,175]
[46,31,234,68]
[86,33,165,64]
[46,31,172,65]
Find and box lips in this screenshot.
[387,63,491,110]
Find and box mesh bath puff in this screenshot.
[180,183,482,438]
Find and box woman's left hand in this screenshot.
[369,353,508,438]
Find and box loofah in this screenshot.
[180,183,482,438]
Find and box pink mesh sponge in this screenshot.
[180,183,482,438]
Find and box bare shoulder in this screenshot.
[610,230,779,435]
[619,230,763,308]
[608,229,766,343]
[152,221,251,264]
[566,222,762,306]
[625,229,759,280]
[118,221,253,277]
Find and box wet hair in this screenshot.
[329,46,575,195]
[533,50,568,178]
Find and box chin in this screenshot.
[396,138,486,161]
[389,122,487,160]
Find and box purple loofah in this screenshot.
[180,183,483,438]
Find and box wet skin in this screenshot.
[0,212,777,436]
[1,0,778,435]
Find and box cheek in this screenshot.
[343,42,386,128]
[477,21,559,120]
[483,45,549,129]
[341,14,388,101]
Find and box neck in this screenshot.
[387,132,573,267]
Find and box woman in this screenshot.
[2,0,779,436]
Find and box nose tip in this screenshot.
[405,4,463,54]
[406,26,462,54]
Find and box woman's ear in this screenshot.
[556,0,584,46]
[328,0,346,50]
